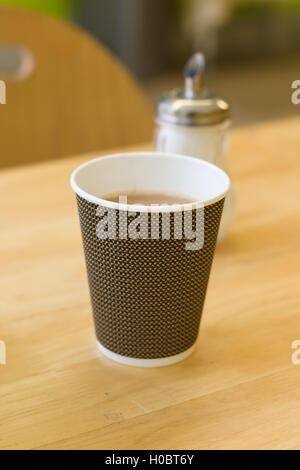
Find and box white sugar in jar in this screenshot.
[154,53,235,240]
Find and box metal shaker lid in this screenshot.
[156,53,230,126]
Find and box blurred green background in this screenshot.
[0,0,75,16]
[1,0,300,126]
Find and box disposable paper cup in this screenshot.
[71,152,230,367]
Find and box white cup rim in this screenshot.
[70,152,231,213]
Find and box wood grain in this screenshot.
[0,117,300,450]
[0,7,153,168]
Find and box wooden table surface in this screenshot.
[1,117,300,450]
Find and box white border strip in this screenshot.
[70,152,231,212]
[97,341,196,368]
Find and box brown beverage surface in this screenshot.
[102,191,195,205]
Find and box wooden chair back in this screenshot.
[0,7,153,168]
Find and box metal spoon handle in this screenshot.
[184,52,205,99]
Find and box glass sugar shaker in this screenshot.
[154,52,235,240]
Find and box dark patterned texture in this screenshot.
[76,195,224,359]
